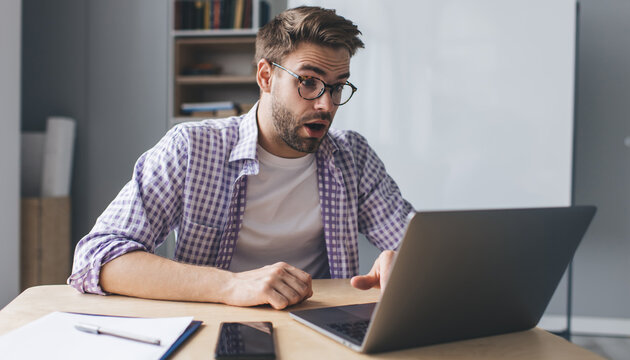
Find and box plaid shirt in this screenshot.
[68,106,414,295]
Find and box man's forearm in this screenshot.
[100,251,232,303]
[99,251,313,309]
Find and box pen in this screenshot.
[75,322,161,346]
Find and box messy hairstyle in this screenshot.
[255,6,364,64]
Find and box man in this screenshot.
[69,6,414,310]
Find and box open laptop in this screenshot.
[290,206,596,353]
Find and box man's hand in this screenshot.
[224,262,313,310]
[350,250,396,290]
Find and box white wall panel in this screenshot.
[293,0,576,210]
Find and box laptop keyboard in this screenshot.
[328,320,370,343]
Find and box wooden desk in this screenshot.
[0,280,603,359]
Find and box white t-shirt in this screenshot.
[228,145,330,278]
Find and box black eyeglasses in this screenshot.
[272,62,357,106]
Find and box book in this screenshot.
[190,108,239,118]
[213,0,221,29]
[174,0,183,29]
[220,0,230,29]
[181,101,236,112]
[183,1,195,29]
[243,0,252,28]
[234,0,244,29]
[176,0,255,30]
[193,1,204,29]
[204,0,210,29]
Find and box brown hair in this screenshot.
[255,6,364,64]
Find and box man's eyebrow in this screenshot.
[298,64,350,81]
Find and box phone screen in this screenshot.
[215,321,275,359]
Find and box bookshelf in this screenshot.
[169,0,282,127]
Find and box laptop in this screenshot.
[290,206,596,353]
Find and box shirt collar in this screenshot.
[229,103,259,163]
[317,131,339,160]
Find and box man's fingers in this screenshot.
[281,263,313,287]
[260,263,312,309]
[350,276,367,289]
[256,280,297,310]
[266,288,290,310]
[274,263,312,296]
[351,260,380,290]
[379,250,396,289]
[351,251,398,291]
[351,274,379,290]
[272,277,303,304]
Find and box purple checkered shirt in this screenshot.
[68,105,414,295]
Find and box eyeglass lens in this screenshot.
[298,78,353,105]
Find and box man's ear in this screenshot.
[256,59,273,93]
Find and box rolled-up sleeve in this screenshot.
[352,133,415,251]
[68,126,189,294]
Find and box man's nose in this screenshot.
[313,89,335,112]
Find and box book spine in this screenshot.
[182,1,192,29]
[230,0,237,29]
[174,0,183,30]
[213,0,221,29]
[204,0,210,29]
[194,1,204,29]
[221,0,230,29]
[243,0,252,28]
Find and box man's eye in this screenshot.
[332,85,345,94]
[301,78,319,88]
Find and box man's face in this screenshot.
[269,42,351,156]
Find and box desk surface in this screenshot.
[0,280,603,359]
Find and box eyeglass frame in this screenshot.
[271,62,357,106]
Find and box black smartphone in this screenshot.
[215,321,276,360]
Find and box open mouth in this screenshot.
[304,123,326,131]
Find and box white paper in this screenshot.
[0,312,194,360]
[20,132,46,197]
[41,116,76,197]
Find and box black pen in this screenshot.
[75,322,162,346]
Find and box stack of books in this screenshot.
[174,0,270,30]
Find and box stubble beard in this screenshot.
[271,97,331,154]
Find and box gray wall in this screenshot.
[22,0,169,256]
[80,1,169,244]
[572,0,630,318]
[0,0,21,308]
[21,0,86,133]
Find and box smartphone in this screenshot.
[215,321,276,360]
